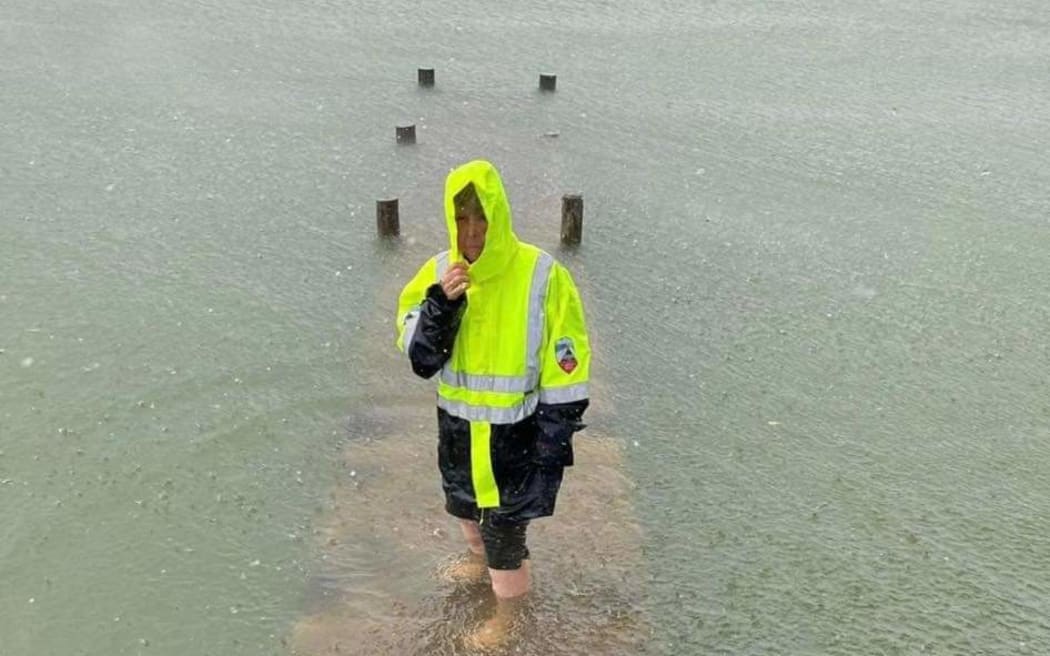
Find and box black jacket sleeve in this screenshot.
[408,284,466,379]
[534,399,588,468]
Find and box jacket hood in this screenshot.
[444,160,520,282]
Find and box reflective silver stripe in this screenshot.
[525,252,555,390]
[435,251,553,420]
[402,306,422,354]
[538,383,589,404]
[405,251,449,357]
[438,250,554,395]
[435,250,450,281]
[440,370,531,393]
[437,394,539,425]
[406,251,450,358]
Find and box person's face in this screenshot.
[456,210,487,263]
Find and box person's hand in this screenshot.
[441,262,470,300]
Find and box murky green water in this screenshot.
[3,0,1049,654]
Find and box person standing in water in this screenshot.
[396,160,590,649]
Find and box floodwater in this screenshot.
[3,0,1050,654]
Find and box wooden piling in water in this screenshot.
[417,68,435,87]
[395,124,416,144]
[376,199,399,237]
[561,194,583,245]
[540,74,557,92]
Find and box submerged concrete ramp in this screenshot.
[288,395,648,655]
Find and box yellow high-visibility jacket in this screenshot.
[396,160,589,522]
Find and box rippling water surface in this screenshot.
[2,1,1049,654]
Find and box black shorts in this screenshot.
[448,505,530,570]
[479,516,529,570]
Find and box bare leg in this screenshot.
[489,561,530,598]
[460,519,485,556]
[465,560,530,650]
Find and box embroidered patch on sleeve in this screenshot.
[554,337,578,374]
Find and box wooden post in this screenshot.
[377,199,399,237]
[539,74,557,92]
[396,124,416,144]
[561,195,583,245]
[418,68,435,87]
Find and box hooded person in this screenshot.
[395,160,590,648]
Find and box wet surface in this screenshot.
[289,398,648,656]
[4,0,1050,653]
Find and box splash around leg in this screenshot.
[436,549,490,585]
[464,560,531,651]
[464,589,528,652]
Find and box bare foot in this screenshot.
[463,596,525,652]
[463,614,513,652]
[436,552,489,585]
